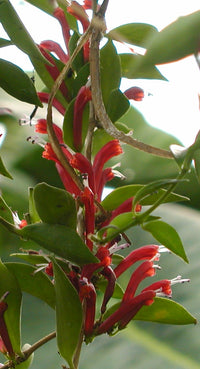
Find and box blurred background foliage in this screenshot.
[0,86,200,368]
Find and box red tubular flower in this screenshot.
[45,262,54,277]
[124,87,144,101]
[70,153,95,193]
[97,290,155,334]
[0,297,14,357]
[93,140,123,193]
[142,275,190,297]
[39,45,69,100]
[55,162,81,197]
[53,7,71,54]
[114,245,160,278]
[100,266,116,314]
[79,278,96,336]
[73,86,92,151]
[81,247,111,281]
[67,1,90,61]
[40,40,69,63]
[96,167,114,202]
[67,1,90,32]
[83,0,92,9]
[80,187,95,251]
[122,260,156,302]
[38,92,66,115]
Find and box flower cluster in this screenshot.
[21,0,189,342]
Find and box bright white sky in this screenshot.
[0,0,200,147]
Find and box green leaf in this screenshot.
[33,182,77,229]
[28,187,40,223]
[133,297,196,325]
[143,220,188,262]
[10,253,48,265]
[71,63,90,98]
[0,260,22,355]
[100,40,121,105]
[0,0,67,107]
[24,0,55,15]
[119,54,167,80]
[193,149,200,184]
[5,262,55,309]
[143,10,200,65]
[69,31,84,72]
[106,89,130,123]
[107,23,158,48]
[0,59,42,106]
[52,258,82,368]
[132,179,184,210]
[0,155,13,179]
[0,195,13,223]
[101,185,189,211]
[19,223,98,266]
[0,1,48,63]
[0,37,12,47]
[105,212,136,241]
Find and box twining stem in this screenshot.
[89,14,173,159]
[46,26,93,192]
[0,332,56,369]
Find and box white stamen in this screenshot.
[19,115,37,126]
[27,136,46,147]
[109,242,130,255]
[158,245,170,253]
[171,275,190,285]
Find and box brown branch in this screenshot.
[89,15,173,159]
[0,332,56,369]
[46,26,93,192]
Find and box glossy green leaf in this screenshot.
[193,149,200,184]
[19,223,98,266]
[132,179,184,210]
[0,260,22,355]
[0,195,13,223]
[71,63,90,98]
[0,155,13,179]
[28,187,40,223]
[101,185,189,211]
[63,97,89,151]
[69,31,84,72]
[143,10,200,65]
[0,59,42,106]
[33,182,77,229]
[133,297,196,325]
[100,40,121,105]
[52,258,82,368]
[5,262,55,309]
[0,1,48,63]
[143,220,188,262]
[0,0,66,107]
[0,37,12,47]
[119,54,167,80]
[107,23,158,48]
[10,253,48,266]
[24,0,55,15]
[106,89,130,123]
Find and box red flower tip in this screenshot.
[45,262,53,277]
[114,245,160,278]
[19,219,28,229]
[79,278,96,336]
[53,7,71,53]
[42,143,58,162]
[35,119,47,134]
[67,1,90,31]
[124,87,144,101]
[83,0,92,9]
[96,247,111,267]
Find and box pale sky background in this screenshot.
[0,0,200,147]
